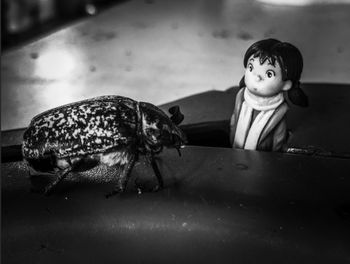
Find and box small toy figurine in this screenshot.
[230,38,308,151]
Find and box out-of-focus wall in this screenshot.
[1,0,117,49]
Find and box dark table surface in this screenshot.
[2,146,350,264]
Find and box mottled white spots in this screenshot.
[95,128,107,137]
[79,118,86,125]
[23,146,39,158]
[67,117,75,126]
[100,151,130,166]
[83,126,92,133]
[57,158,70,169]
[54,113,64,119]
[47,119,55,128]
[77,150,86,155]
[72,128,81,138]
[23,95,141,160]
[71,114,79,121]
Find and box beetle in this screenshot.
[22,95,186,197]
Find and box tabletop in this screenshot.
[2,146,350,264]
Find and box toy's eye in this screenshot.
[247,63,253,72]
[266,70,275,78]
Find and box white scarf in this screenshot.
[234,88,284,150]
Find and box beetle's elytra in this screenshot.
[22,95,186,197]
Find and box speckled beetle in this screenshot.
[22,95,186,197]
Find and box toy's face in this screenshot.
[244,55,291,97]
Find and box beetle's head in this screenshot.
[139,103,187,155]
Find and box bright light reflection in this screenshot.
[35,49,76,79]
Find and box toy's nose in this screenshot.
[254,73,263,82]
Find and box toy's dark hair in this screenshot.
[239,38,308,107]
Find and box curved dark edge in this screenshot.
[2,82,350,162]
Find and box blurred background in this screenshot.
[1,0,127,49]
[1,0,350,131]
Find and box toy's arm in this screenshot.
[229,88,245,147]
[272,119,288,151]
[229,113,236,146]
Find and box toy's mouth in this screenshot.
[247,86,258,93]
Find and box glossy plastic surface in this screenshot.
[2,146,350,263]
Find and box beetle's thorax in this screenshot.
[135,101,143,141]
[135,101,147,153]
[136,104,161,154]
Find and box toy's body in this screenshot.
[230,88,288,151]
[22,95,186,197]
[230,39,308,152]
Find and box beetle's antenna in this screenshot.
[168,106,184,125]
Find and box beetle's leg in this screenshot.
[150,155,164,192]
[44,167,71,195]
[28,167,55,193]
[133,153,143,194]
[106,154,136,198]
